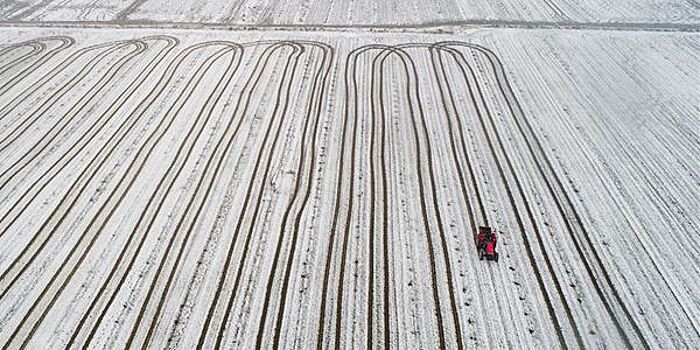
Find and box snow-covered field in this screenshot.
[1,0,699,347]
[0,26,697,349]
[0,0,698,25]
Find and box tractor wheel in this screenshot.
[495,253,499,262]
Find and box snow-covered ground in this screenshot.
[0,25,697,349]
[0,0,698,25]
[0,0,699,348]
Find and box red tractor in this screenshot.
[476,226,498,262]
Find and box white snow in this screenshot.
[0,0,698,25]
[0,2,698,349]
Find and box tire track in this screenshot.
[0,36,664,349]
[439,44,583,348]
[384,45,463,350]
[0,41,44,76]
[0,38,132,127]
[176,41,313,348]
[0,36,176,247]
[316,42,581,349]
[117,42,246,349]
[461,42,650,348]
[0,34,178,345]
[326,46,375,350]
[314,41,359,350]
[441,41,649,347]
[435,44,566,347]
[428,44,497,348]
[121,41,296,349]
[367,47,385,350]
[66,40,300,350]
[0,40,148,298]
[0,41,34,58]
[62,41,241,349]
[158,42,275,349]
[115,0,147,21]
[0,39,145,290]
[0,42,237,349]
[0,39,185,292]
[0,36,74,98]
[368,47,396,349]
[251,41,331,349]
[53,44,236,348]
[318,45,383,350]
[319,44,467,349]
[194,41,305,350]
[0,38,148,194]
[0,39,143,157]
[281,64,335,348]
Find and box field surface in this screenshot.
[0,0,698,26]
[0,0,699,349]
[0,27,697,349]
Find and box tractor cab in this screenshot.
[476,226,498,262]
